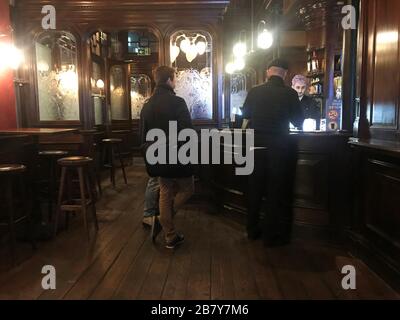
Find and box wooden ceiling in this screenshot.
[14,0,231,31]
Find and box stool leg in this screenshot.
[95,165,102,197]
[117,144,128,185]
[110,146,116,188]
[54,167,67,238]
[19,174,36,251]
[85,171,99,232]
[78,167,90,240]
[48,159,56,222]
[6,180,16,266]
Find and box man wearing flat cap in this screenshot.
[241,58,304,247]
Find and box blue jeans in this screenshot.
[144,177,160,217]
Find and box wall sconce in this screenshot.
[171,33,208,63]
[257,21,274,50]
[0,42,24,71]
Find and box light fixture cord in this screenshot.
[251,0,254,52]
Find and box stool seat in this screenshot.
[0,164,26,174]
[58,156,93,167]
[39,150,69,157]
[102,138,123,144]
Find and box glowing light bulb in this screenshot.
[0,43,24,71]
[180,38,190,53]
[186,44,198,63]
[170,44,180,63]
[258,29,274,49]
[225,62,236,74]
[196,41,206,55]
[233,58,245,71]
[96,79,105,89]
[233,42,247,58]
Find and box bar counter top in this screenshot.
[349,138,400,157]
[0,128,78,135]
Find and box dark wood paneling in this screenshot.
[350,142,400,291]
[356,0,400,141]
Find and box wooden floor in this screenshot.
[0,164,398,300]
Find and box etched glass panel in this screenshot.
[130,74,151,120]
[110,65,128,120]
[35,31,79,121]
[171,30,213,120]
[230,73,246,121]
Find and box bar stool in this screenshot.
[0,164,35,265]
[38,150,69,222]
[54,156,99,239]
[102,138,128,188]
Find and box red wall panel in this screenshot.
[0,0,17,129]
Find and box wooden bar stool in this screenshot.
[54,156,99,239]
[102,138,128,188]
[0,164,36,265]
[38,150,69,222]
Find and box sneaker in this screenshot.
[165,234,185,249]
[151,217,162,242]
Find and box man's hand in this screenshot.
[242,119,250,129]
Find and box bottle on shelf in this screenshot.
[311,51,319,72]
[307,54,312,73]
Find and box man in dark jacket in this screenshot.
[242,59,304,247]
[140,66,194,249]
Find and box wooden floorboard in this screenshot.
[0,165,399,300]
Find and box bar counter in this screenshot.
[207,130,353,243]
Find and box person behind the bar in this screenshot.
[242,59,304,247]
[140,66,194,249]
[292,74,321,130]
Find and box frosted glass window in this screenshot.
[110,65,128,120]
[171,30,213,120]
[130,74,151,120]
[35,31,80,121]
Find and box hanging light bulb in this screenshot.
[170,44,180,63]
[225,62,236,75]
[233,58,245,71]
[180,38,190,53]
[258,29,274,49]
[196,41,206,55]
[233,42,247,58]
[186,44,198,63]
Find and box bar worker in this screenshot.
[292,74,321,131]
[242,59,304,247]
